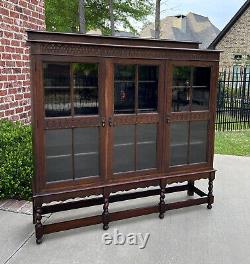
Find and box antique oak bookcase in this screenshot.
[27,31,220,244]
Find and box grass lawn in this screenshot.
[215,130,250,156]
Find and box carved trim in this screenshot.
[113,114,159,125]
[45,117,100,129]
[35,43,219,62]
[171,111,210,122]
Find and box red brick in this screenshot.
[5,109,14,116]
[15,94,24,100]
[16,107,24,113]
[0,104,9,110]
[4,46,16,53]
[11,39,21,47]
[1,0,45,123]
[0,8,10,16]
[0,90,7,96]
[9,11,20,19]
[4,31,14,39]
[9,101,18,108]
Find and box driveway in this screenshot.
[1,154,250,264]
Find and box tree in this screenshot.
[45,0,154,35]
[79,0,86,33]
[109,0,115,35]
[155,0,161,38]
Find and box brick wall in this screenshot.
[215,5,250,68]
[0,0,45,123]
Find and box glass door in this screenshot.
[109,61,164,178]
[166,63,213,172]
[42,60,106,187]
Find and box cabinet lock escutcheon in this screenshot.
[108,117,113,127]
[166,115,171,123]
[101,117,106,127]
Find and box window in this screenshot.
[234,54,242,61]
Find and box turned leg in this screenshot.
[187,180,194,196]
[159,180,166,219]
[102,193,110,230]
[207,177,214,209]
[35,207,43,244]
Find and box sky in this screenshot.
[147,0,247,30]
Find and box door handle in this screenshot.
[108,117,113,127]
[101,117,106,127]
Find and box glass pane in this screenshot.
[74,128,99,178]
[138,65,158,112]
[45,129,72,156]
[172,66,191,112]
[137,124,157,170]
[73,63,99,115]
[74,155,99,178]
[190,121,208,163]
[192,67,210,111]
[113,125,135,173]
[114,65,135,114]
[46,156,73,182]
[170,122,189,166]
[45,129,73,182]
[43,63,71,117]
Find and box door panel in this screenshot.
[110,60,164,178]
[166,62,212,171]
[42,59,106,187]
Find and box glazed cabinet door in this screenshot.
[107,60,165,179]
[165,62,216,172]
[36,58,107,190]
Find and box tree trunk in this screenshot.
[109,0,115,36]
[79,0,86,33]
[155,0,161,39]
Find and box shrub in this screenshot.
[0,120,33,200]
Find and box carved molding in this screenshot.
[171,111,210,122]
[45,117,100,129]
[35,43,219,62]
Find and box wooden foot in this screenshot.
[159,180,166,219]
[35,207,43,244]
[207,204,212,209]
[187,180,194,196]
[102,193,110,230]
[207,177,214,209]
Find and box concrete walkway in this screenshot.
[1,154,250,264]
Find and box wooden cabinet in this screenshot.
[28,31,220,244]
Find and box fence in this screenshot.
[216,66,250,131]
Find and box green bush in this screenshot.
[0,120,33,200]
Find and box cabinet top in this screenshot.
[27,30,221,62]
[27,30,202,49]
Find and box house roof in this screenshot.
[209,0,250,49]
[140,12,220,49]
